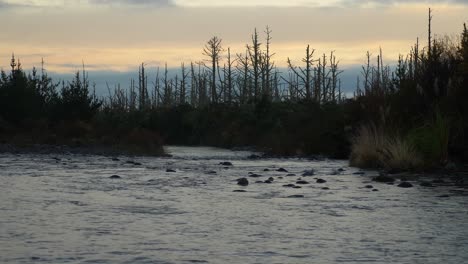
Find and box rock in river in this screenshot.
[397,182,413,188]
[166,169,176,173]
[109,175,121,179]
[237,178,249,186]
[316,179,327,184]
[296,180,310,185]
[277,168,288,172]
[220,161,233,166]
[288,195,305,198]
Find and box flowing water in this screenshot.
[1,146,467,264]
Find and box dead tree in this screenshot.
[285,45,315,101]
[248,28,262,101]
[203,36,223,104]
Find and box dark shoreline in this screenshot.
[0,143,170,157]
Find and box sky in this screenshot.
[0,0,467,93]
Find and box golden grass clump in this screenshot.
[350,123,423,170]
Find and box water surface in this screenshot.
[1,146,467,263]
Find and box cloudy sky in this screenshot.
[0,0,467,90]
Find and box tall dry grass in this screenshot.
[350,123,423,170]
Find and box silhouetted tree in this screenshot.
[203,36,223,103]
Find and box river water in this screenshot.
[0,146,467,264]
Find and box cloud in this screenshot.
[0,0,30,9]
[339,0,468,7]
[89,0,174,7]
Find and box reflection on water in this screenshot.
[0,146,467,264]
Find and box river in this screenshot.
[0,146,467,264]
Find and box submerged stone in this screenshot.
[420,181,434,187]
[233,190,247,193]
[283,184,296,188]
[220,161,233,166]
[277,168,288,172]
[109,175,121,179]
[166,169,176,173]
[365,185,374,189]
[302,170,315,176]
[287,195,304,198]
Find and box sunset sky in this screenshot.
[0,0,467,91]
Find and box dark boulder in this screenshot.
[166,169,176,173]
[316,179,327,184]
[220,161,233,166]
[397,182,413,188]
[372,189,379,192]
[283,184,296,187]
[353,171,365,175]
[321,187,330,190]
[296,180,309,185]
[249,173,262,178]
[293,186,302,189]
[263,168,270,171]
[277,168,288,172]
[109,175,121,179]
[233,190,247,193]
[268,177,274,181]
[365,185,374,189]
[237,178,249,186]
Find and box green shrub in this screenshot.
[407,110,450,166]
